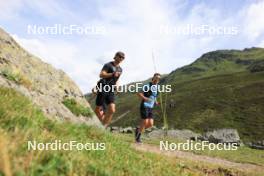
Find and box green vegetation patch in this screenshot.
[0,68,20,83]
[62,98,92,117]
[0,67,32,89]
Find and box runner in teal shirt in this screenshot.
[135,73,161,143]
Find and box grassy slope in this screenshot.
[1,86,245,176]
[111,48,264,142]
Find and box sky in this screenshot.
[0,0,264,93]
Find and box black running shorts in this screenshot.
[96,92,115,106]
[140,103,153,119]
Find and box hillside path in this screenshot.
[132,143,264,173]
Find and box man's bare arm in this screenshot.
[100,70,122,79]
[137,92,149,102]
[115,81,120,93]
[99,70,113,78]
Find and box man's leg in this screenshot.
[95,92,106,123]
[95,106,105,122]
[136,118,154,142]
[139,119,148,133]
[135,119,146,143]
[136,106,153,143]
[103,103,115,127]
[147,119,154,129]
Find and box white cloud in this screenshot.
[4,0,264,93]
[243,1,264,40]
[258,40,264,47]
[12,35,77,68]
[0,0,23,19]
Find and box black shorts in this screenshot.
[96,92,115,106]
[140,103,153,119]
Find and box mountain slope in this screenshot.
[0,28,100,126]
[165,47,264,83]
[2,86,248,176]
[111,48,264,142]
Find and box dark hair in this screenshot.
[152,73,161,81]
[114,51,125,60]
[153,73,161,77]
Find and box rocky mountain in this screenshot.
[105,47,264,143]
[0,28,101,127]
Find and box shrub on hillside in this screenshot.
[62,98,92,117]
[249,61,264,73]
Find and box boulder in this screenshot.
[247,141,264,150]
[119,127,124,133]
[148,129,201,141]
[145,126,158,133]
[202,129,240,144]
[122,127,133,133]
[148,129,165,138]
[248,144,264,150]
[167,129,201,141]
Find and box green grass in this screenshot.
[62,98,92,117]
[111,48,264,143]
[0,68,32,89]
[0,68,22,84]
[112,71,264,142]
[1,86,242,176]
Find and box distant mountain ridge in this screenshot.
[164,47,264,83]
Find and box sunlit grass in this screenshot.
[0,87,228,176]
[62,98,92,117]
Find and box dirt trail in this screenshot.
[132,143,264,173]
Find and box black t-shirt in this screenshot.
[100,62,122,85]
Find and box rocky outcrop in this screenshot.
[147,128,241,145]
[109,126,134,133]
[147,129,165,138]
[122,127,133,133]
[246,141,264,150]
[168,129,202,141]
[148,129,201,140]
[201,129,241,144]
[0,28,101,127]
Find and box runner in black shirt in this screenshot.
[94,51,125,127]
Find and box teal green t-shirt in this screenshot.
[141,83,158,108]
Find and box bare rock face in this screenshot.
[0,27,101,127]
[202,129,241,144]
[148,129,201,140]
